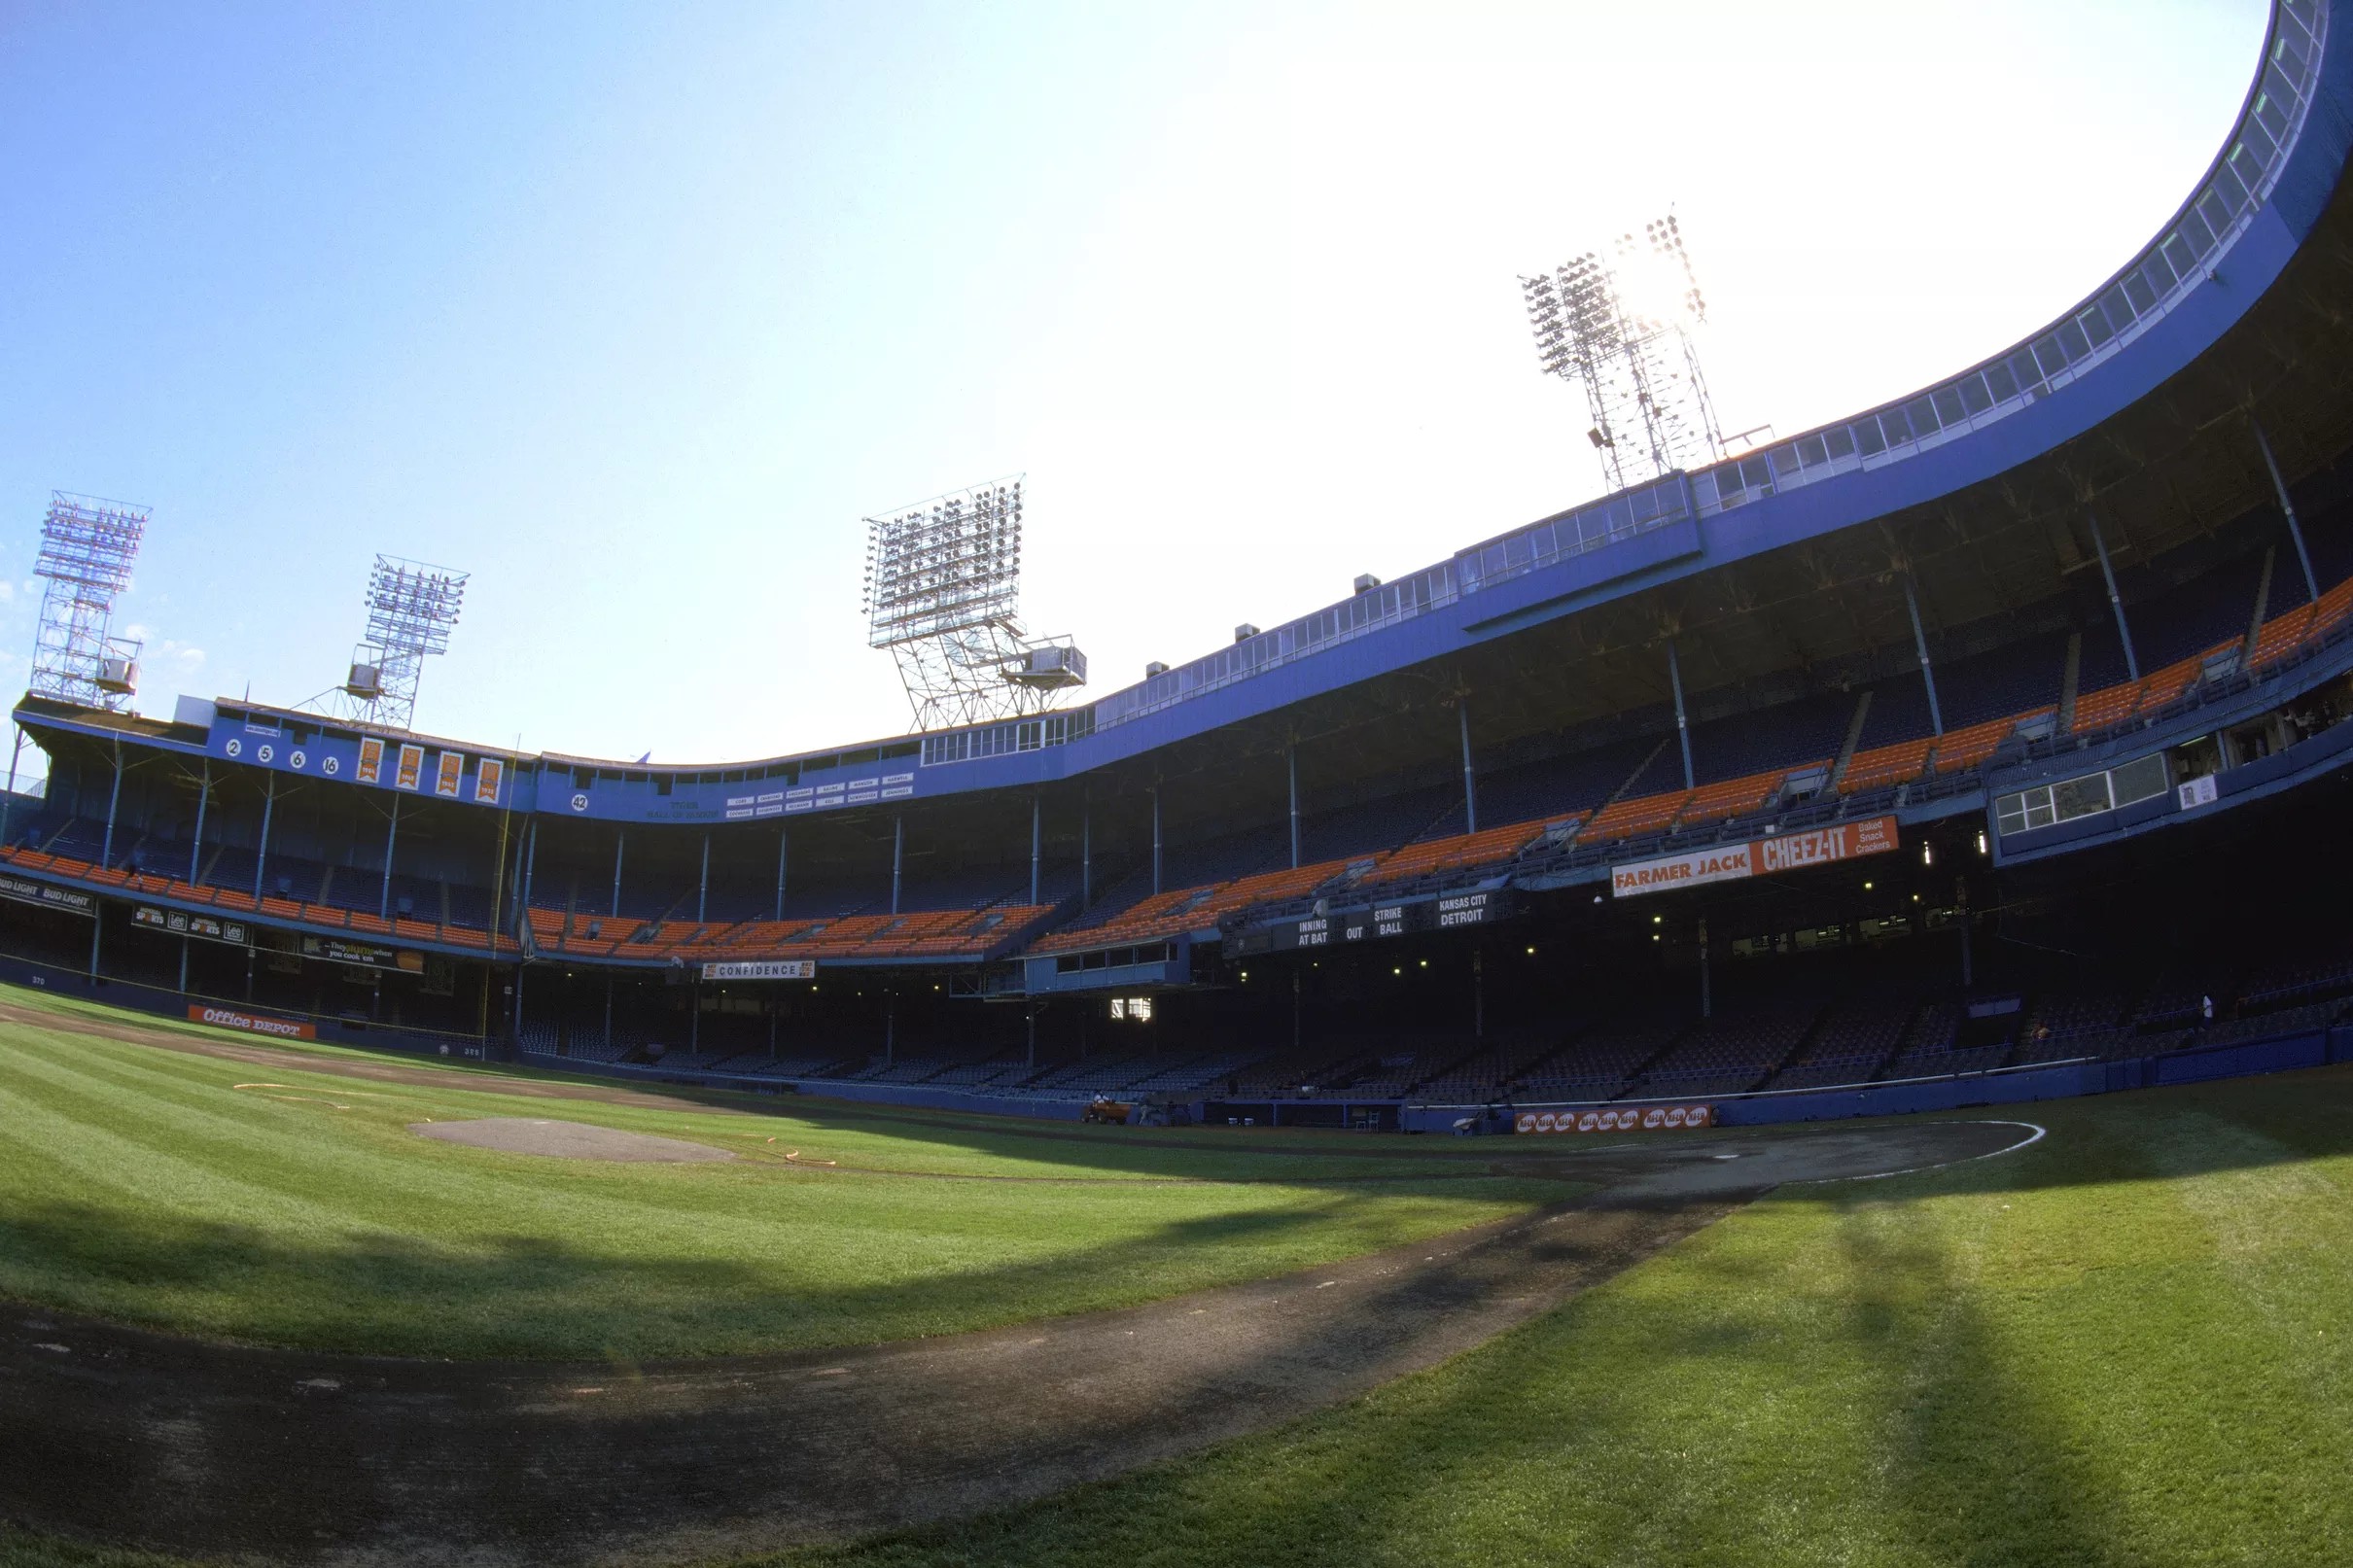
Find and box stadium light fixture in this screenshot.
[860,475,1087,732]
[1520,212,1726,493]
[29,492,150,713]
[318,555,469,733]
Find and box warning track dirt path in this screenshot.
[0,998,2037,1565]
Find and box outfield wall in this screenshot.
[1398,1028,2353,1133]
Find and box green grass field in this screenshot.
[760,1065,2353,1568]
[0,989,1557,1360]
[6,989,2352,1568]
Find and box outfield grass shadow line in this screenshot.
[1831,1204,2138,1568]
[764,1194,1763,1568]
[0,1183,1514,1363]
[0,1188,1745,1564]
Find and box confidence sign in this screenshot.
[699,959,817,981]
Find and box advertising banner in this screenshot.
[1516,1104,1717,1133]
[700,959,817,981]
[187,1003,317,1041]
[1612,815,1899,898]
[1754,814,1898,874]
[357,736,385,784]
[435,750,464,798]
[474,756,504,805]
[395,743,424,790]
[0,875,94,916]
[299,934,426,972]
[133,906,247,944]
[1610,843,1753,898]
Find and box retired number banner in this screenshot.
[1517,1104,1717,1134]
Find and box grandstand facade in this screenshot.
[8,0,2353,1127]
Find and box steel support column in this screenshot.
[2252,417,2322,604]
[2087,509,2139,682]
[611,829,625,919]
[1472,946,1485,1037]
[1698,916,1712,1019]
[1902,574,1946,736]
[253,773,276,902]
[1457,698,1479,834]
[1151,784,1163,894]
[893,814,905,915]
[1666,641,1696,791]
[1030,792,1041,906]
[1080,788,1091,911]
[0,729,22,852]
[100,740,123,868]
[697,832,710,923]
[378,794,400,920]
[774,826,789,922]
[1286,742,1301,869]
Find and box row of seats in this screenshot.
[0,844,515,953]
[1146,570,2353,951]
[526,900,1054,962]
[504,939,2353,1107]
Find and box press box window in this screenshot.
[1995,784,2056,837]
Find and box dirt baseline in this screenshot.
[0,996,2039,1565]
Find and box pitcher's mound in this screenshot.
[411,1118,735,1163]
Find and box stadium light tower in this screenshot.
[1522,212,1725,492]
[29,492,149,712]
[861,475,1086,731]
[331,556,469,733]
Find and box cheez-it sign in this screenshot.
[1613,815,1899,898]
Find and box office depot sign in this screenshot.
[1517,1104,1717,1134]
[187,1004,316,1041]
[1612,815,1898,898]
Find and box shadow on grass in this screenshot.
[0,1177,1516,1362]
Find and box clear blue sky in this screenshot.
[0,1,2266,778]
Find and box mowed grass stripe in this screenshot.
[0,1027,1529,1267]
[0,1036,752,1251]
[769,1074,2353,1568]
[2,1012,1510,1188]
[1,985,1488,1181]
[0,1008,1549,1359]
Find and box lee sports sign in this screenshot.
[1612,815,1899,898]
